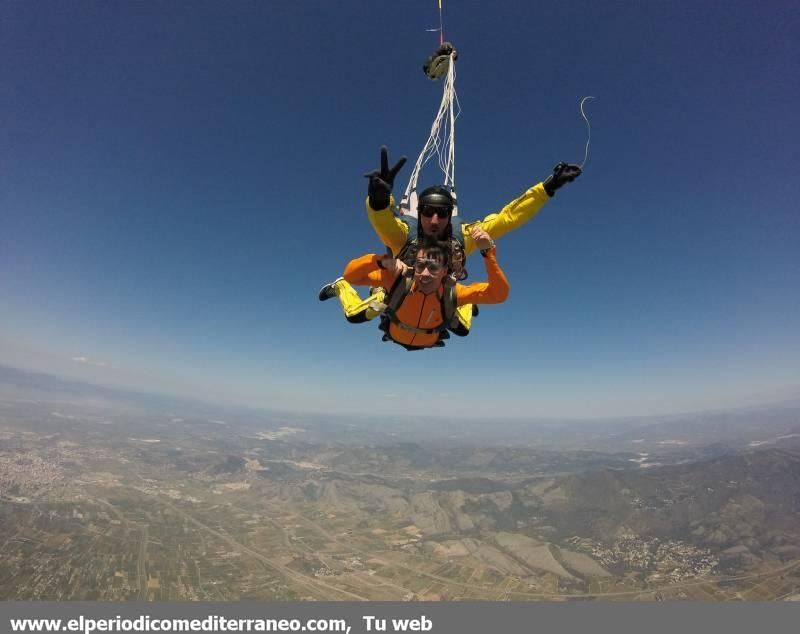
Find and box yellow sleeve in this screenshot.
[365,195,409,256]
[461,183,550,255]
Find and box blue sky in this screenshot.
[1,0,798,419]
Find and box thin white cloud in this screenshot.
[72,355,112,368]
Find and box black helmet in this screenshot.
[417,185,454,215]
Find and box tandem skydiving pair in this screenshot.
[318,147,582,351]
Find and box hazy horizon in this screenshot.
[1,361,799,427]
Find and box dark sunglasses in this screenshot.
[413,259,445,274]
[419,205,452,219]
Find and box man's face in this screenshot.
[419,206,451,238]
[413,248,448,294]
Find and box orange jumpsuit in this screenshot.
[341,248,509,349]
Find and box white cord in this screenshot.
[401,52,459,216]
[579,96,594,169]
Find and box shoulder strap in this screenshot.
[400,215,418,237]
[385,272,414,319]
[396,236,419,266]
[441,283,458,329]
[449,216,465,247]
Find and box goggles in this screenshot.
[413,258,446,274]
[419,205,452,219]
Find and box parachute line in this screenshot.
[438,0,444,45]
[579,96,594,169]
[400,51,460,218]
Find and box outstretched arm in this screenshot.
[461,162,582,255]
[462,183,550,255]
[455,228,509,305]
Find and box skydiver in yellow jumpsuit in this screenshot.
[319,147,582,334]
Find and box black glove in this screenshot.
[364,146,407,210]
[543,162,582,197]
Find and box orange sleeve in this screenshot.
[343,253,398,288]
[454,248,509,306]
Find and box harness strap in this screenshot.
[386,316,442,336]
[442,283,457,327]
[376,268,460,346]
[385,272,413,316]
[382,274,458,335]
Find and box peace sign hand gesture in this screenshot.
[364,146,407,211]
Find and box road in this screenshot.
[151,494,369,601]
[137,525,149,600]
